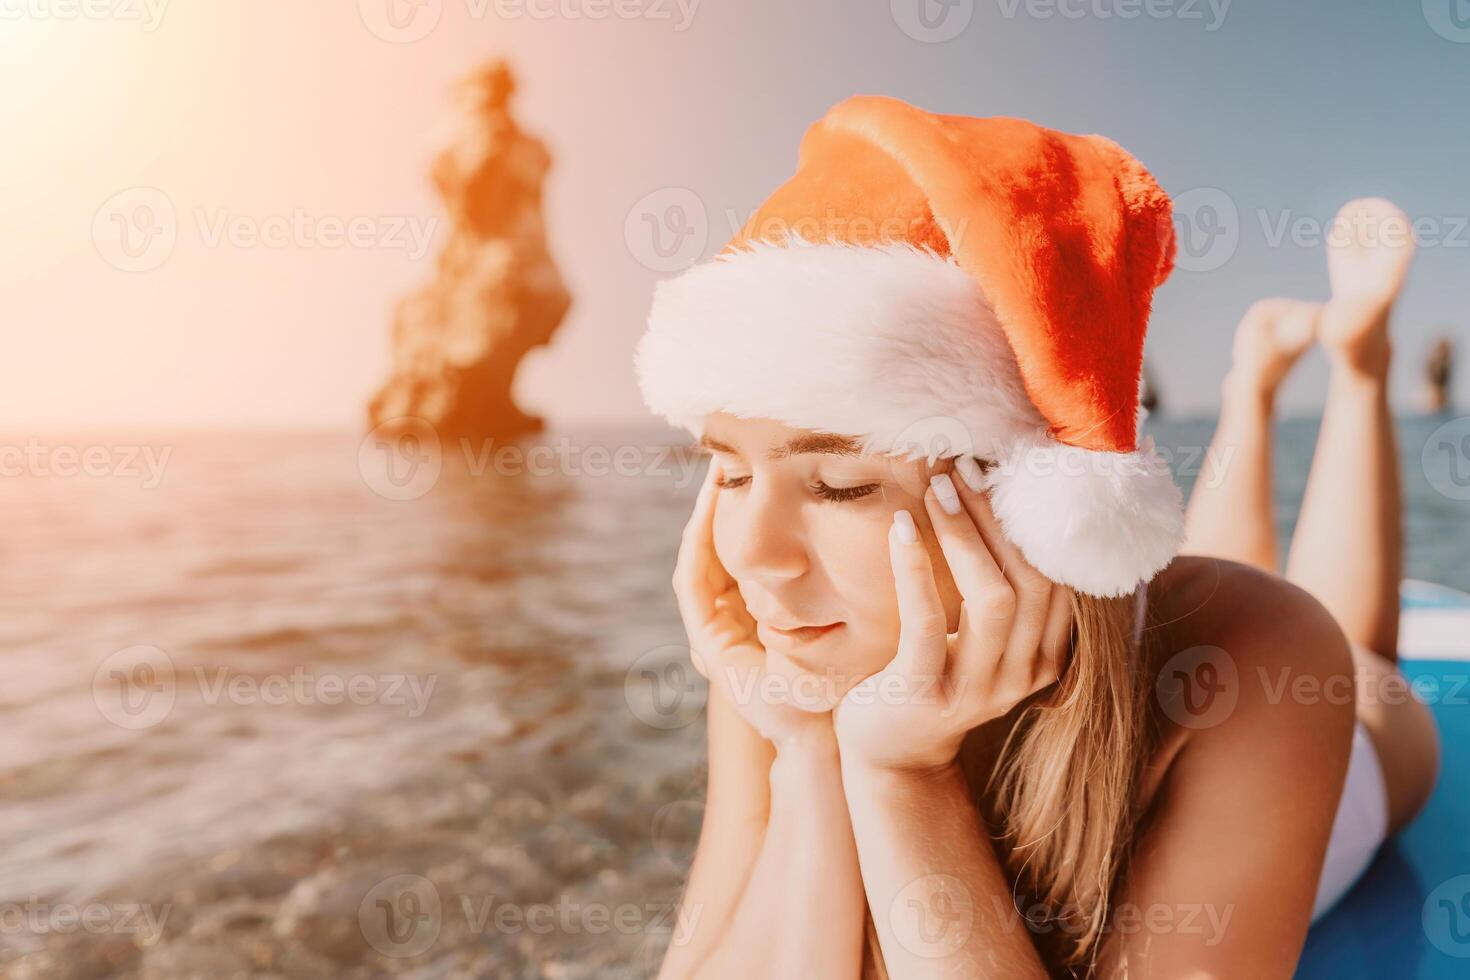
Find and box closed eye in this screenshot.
[813,481,879,502]
[714,473,879,503]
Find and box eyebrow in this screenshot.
[699,432,863,460]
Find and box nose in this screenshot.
[718,478,810,584]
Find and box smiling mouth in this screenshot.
[766,622,843,643]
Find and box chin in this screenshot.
[764,650,848,713]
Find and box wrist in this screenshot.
[839,751,965,787]
[834,725,965,777]
[768,729,843,801]
[769,722,841,765]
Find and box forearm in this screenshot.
[841,759,1048,979]
[657,686,775,978]
[701,737,866,980]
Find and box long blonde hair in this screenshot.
[863,589,1159,978]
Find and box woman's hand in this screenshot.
[833,460,1073,772]
[673,457,835,753]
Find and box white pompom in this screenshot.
[984,434,1185,598]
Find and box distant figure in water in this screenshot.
[1421,336,1454,414]
[1140,362,1161,415]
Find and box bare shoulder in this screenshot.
[1141,555,1358,791]
[1097,557,1361,975]
[1150,555,1357,700]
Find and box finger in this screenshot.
[950,461,1056,694]
[1038,584,1075,678]
[705,639,766,706]
[888,508,950,683]
[921,474,1012,679]
[673,457,724,628]
[674,458,739,682]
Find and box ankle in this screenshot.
[1222,370,1278,416]
[1326,335,1393,383]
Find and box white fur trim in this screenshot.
[985,434,1185,597]
[634,240,1044,463]
[633,240,1183,597]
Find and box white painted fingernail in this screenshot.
[892,509,918,544]
[929,473,962,515]
[954,455,985,493]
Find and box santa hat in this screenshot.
[633,95,1184,598]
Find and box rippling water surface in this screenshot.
[1,418,1464,977]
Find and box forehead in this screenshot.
[700,412,866,460]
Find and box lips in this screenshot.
[764,621,843,642]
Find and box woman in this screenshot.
[635,96,1440,977]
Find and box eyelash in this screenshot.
[715,473,880,503]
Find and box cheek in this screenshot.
[711,499,739,568]
[824,502,964,666]
[815,511,905,673]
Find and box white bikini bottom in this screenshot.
[1310,719,1391,921]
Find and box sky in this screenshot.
[2,0,1467,431]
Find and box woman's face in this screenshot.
[702,411,964,709]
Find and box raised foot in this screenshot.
[1320,197,1415,373]
[1228,297,1321,400]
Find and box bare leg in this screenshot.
[1349,644,1439,834]
[1283,198,1436,834]
[1181,299,1319,571]
[1284,198,1411,662]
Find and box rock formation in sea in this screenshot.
[368,61,570,441]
